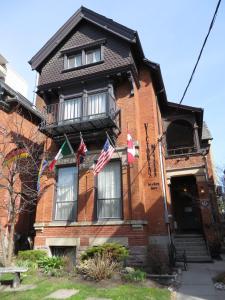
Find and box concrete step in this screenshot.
[185,256,212,262]
[174,234,204,238]
[175,240,206,245]
[173,234,211,262]
[174,237,205,241]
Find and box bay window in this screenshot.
[88,92,106,117]
[55,166,78,221]
[97,160,122,219]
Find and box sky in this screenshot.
[1,0,225,170]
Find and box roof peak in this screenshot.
[29,6,142,70]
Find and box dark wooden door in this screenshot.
[171,176,202,232]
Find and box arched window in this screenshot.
[166,120,195,155]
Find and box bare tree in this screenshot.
[0,107,45,266]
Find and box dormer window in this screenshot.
[85,48,101,64]
[62,40,105,72]
[67,53,82,69]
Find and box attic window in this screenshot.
[64,46,103,71]
[85,48,101,64]
[67,53,82,69]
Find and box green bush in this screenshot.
[16,259,38,271]
[81,243,129,262]
[37,256,64,275]
[17,250,47,262]
[123,269,147,282]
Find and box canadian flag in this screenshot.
[127,132,135,164]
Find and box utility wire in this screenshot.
[179,0,222,104]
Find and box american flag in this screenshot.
[93,139,115,176]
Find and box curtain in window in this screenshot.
[63,98,81,121]
[68,54,82,68]
[97,161,121,219]
[86,49,101,64]
[55,167,78,221]
[88,93,106,117]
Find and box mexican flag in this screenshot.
[49,140,73,171]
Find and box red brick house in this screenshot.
[0,79,43,259]
[29,7,220,264]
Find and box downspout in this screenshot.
[158,136,171,244]
[156,97,171,245]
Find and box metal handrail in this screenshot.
[42,92,117,127]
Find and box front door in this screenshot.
[171,176,202,232]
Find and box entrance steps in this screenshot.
[174,234,212,262]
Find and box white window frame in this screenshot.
[96,160,122,219]
[54,166,78,221]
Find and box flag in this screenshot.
[3,148,30,166]
[37,158,48,192]
[93,139,115,176]
[76,136,87,166]
[49,140,73,171]
[127,132,135,164]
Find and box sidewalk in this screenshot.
[176,258,225,300]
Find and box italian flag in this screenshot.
[49,140,73,171]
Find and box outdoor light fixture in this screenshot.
[200,187,205,194]
[183,187,187,192]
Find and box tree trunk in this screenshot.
[6,219,15,266]
[0,224,7,266]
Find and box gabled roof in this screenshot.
[29,6,144,70]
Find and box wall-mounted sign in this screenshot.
[148,182,160,190]
[201,200,209,207]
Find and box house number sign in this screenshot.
[201,200,209,207]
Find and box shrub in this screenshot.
[17,250,47,262]
[77,253,121,281]
[147,244,170,274]
[16,259,38,270]
[80,243,129,262]
[37,256,64,275]
[123,269,147,282]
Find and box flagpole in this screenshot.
[105,131,121,160]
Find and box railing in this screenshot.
[41,92,117,128]
[167,146,197,156]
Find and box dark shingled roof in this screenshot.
[29,6,144,70]
[202,121,212,140]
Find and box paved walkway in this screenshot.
[176,258,225,300]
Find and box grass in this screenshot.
[0,272,171,300]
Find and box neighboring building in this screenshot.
[29,7,220,264]
[0,53,28,98]
[0,74,43,259]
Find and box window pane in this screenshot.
[63,98,81,121]
[55,167,78,221]
[97,161,121,219]
[67,53,82,68]
[85,48,101,64]
[88,93,106,117]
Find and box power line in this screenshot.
[179,0,222,104]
